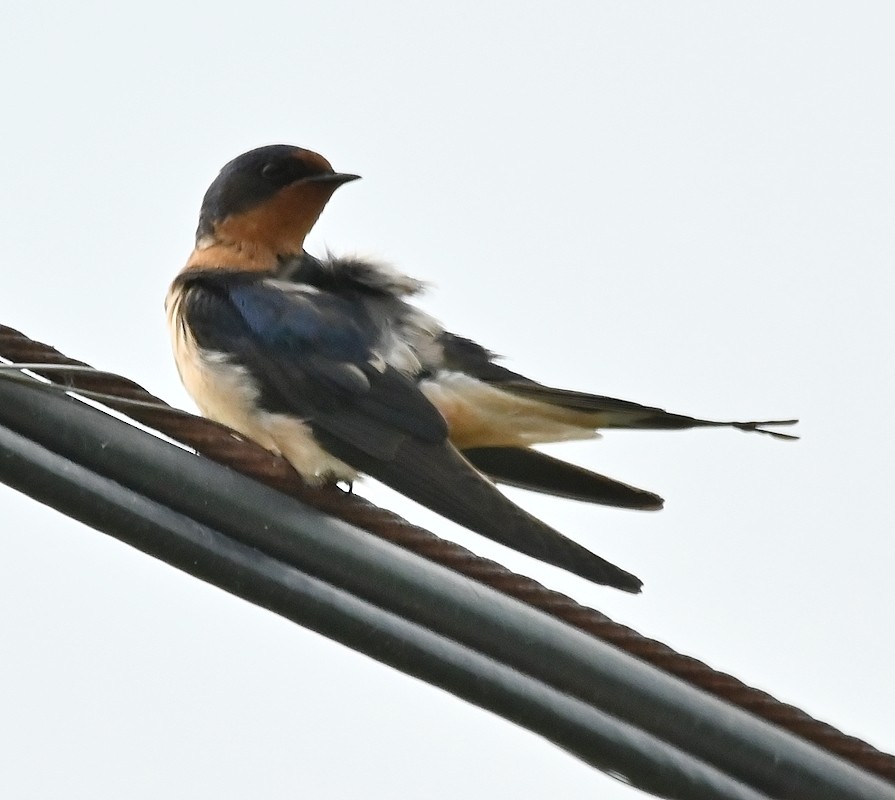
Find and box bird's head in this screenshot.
[189,144,360,271]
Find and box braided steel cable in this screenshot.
[1,323,892,785]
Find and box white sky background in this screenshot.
[1,3,893,798]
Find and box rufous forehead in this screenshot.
[293,149,335,174]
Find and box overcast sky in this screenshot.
[1,3,893,798]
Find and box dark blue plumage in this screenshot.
[171,266,641,590]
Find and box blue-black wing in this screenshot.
[177,272,642,591]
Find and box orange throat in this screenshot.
[184,239,280,272]
[184,180,339,273]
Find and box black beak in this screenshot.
[305,172,362,186]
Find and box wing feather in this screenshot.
[177,273,641,590]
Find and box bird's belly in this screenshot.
[420,372,600,449]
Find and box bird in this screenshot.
[166,144,797,593]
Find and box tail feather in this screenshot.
[463,446,663,510]
[497,381,799,439]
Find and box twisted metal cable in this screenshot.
[1,323,892,784]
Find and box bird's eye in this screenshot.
[261,162,284,180]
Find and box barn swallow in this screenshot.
[167,144,797,593]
